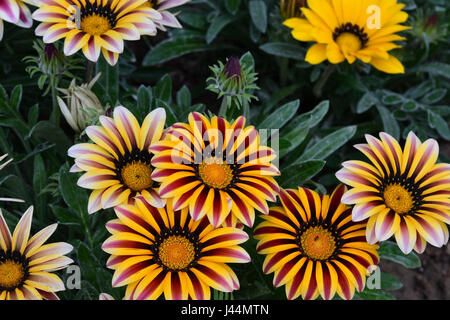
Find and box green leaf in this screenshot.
[27,121,72,154]
[376,105,400,140]
[279,127,309,158]
[415,62,450,80]
[421,88,447,105]
[142,37,216,66]
[401,100,419,112]
[357,91,378,114]
[382,91,404,105]
[33,154,47,193]
[257,100,300,130]
[95,56,119,105]
[428,110,450,140]
[154,74,172,103]
[225,0,241,14]
[381,272,403,291]
[296,126,357,163]
[9,85,22,111]
[259,42,304,60]
[378,241,421,269]
[58,165,89,217]
[285,100,329,131]
[50,204,80,225]
[176,85,192,108]
[280,160,325,188]
[136,85,153,118]
[206,14,235,44]
[249,0,267,33]
[354,289,396,300]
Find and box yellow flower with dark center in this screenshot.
[254,185,379,300]
[0,207,73,300]
[149,112,280,228]
[336,132,450,254]
[102,197,250,300]
[68,106,167,214]
[32,0,164,65]
[283,0,410,74]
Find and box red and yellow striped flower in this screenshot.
[0,206,73,300]
[149,112,280,228]
[102,197,250,300]
[336,132,450,254]
[68,106,166,214]
[0,0,34,41]
[32,0,165,65]
[254,185,379,300]
[283,0,410,74]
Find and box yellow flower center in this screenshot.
[198,158,233,189]
[383,184,414,214]
[0,259,25,289]
[121,161,153,191]
[301,226,336,260]
[158,236,195,270]
[81,15,111,35]
[336,32,362,53]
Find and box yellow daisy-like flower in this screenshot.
[284,0,410,74]
[149,112,280,228]
[68,106,167,214]
[0,206,73,300]
[336,132,450,254]
[32,0,164,65]
[102,197,250,300]
[254,185,379,300]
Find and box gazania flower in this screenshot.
[32,0,164,65]
[149,112,280,228]
[148,0,190,30]
[254,185,379,300]
[0,0,33,41]
[68,106,167,214]
[336,132,450,254]
[283,0,410,74]
[0,206,73,300]
[102,197,250,300]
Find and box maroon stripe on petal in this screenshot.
[274,255,301,287]
[304,263,317,300]
[328,185,346,219]
[173,184,200,210]
[66,32,84,53]
[279,190,304,225]
[102,240,149,250]
[135,196,167,230]
[106,255,131,268]
[334,265,352,300]
[170,272,183,300]
[192,187,209,221]
[204,248,249,262]
[115,206,159,237]
[159,176,197,197]
[336,259,364,292]
[254,226,295,237]
[211,190,223,227]
[233,185,267,214]
[240,179,276,201]
[321,263,332,300]
[202,233,247,248]
[262,248,297,274]
[269,209,299,230]
[256,238,295,253]
[187,271,204,300]
[228,189,252,226]
[136,270,166,300]
[194,264,232,291]
[113,260,152,286]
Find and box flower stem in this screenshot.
[313,64,336,97]
[219,96,229,119]
[50,76,60,125]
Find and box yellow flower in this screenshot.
[284,0,410,74]
[68,106,167,214]
[336,132,450,254]
[149,112,280,228]
[0,206,73,300]
[102,197,250,300]
[254,185,379,300]
[32,0,165,65]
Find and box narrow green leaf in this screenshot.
[58,165,89,216]
[280,160,325,188]
[258,100,300,130]
[376,105,400,140]
[357,91,378,114]
[206,14,235,44]
[296,126,356,163]
[259,42,304,60]
[428,110,450,140]
[249,0,268,33]
[225,0,241,14]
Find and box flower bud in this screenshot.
[57,73,105,133]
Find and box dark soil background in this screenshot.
[382,142,450,300]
